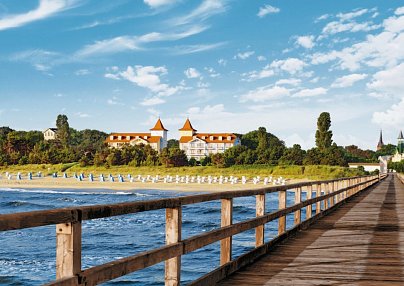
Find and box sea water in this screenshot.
[0,188,302,285]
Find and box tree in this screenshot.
[257,127,269,152]
[160,147,188,167]
[279,144,306,165]
[56,114,70,145]
[167,139,179,149]
[315,112,333,151]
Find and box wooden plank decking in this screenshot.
[218,174,404,285]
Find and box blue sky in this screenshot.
[1,0,404,150]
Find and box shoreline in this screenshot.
[0,177,301,193]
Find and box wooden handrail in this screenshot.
[1,174,387,286]
[0,175,378,231]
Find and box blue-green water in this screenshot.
[0,188,301,285]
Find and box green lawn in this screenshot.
[0,164,365,180]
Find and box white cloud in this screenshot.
[10,49,60,71]
[143,0,177,8]
[322,20,380,36]
[75,112,90,118]
[257,55,266,61]
[331,73,367,88]
[396,7,404,16]
[242,65,274,81]
[240,85,290,102]
[76,25,207,57]
[337,9,369,21]
[184,67,201,79]
[234,51,255,60]
[270,58,306,74]
[296,35,315,49]
[367,63,404,94]
[106,65,185,98]
[173,0,228,26]
[275,78,301,86]
[311,13,404,71]
[372,98,404,127]
[316,14,330,22]
[75,69,90,76]
[170,42,226,55]
[218,58,227,66]
[257,5,280,18]
[204,67,220,78]
[0,0,78,31]
[107,96,122,105]
[293,87,327,98]
[141,97,166,106]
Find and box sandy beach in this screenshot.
[0,176,300,192]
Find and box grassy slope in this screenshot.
[0,164,364,180]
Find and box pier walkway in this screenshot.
[218,174,404,285]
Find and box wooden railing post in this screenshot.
[220,199,233,265]
[56,221,81,280]
[294,187,302,225]
[255,194,265,247]
[306,185,313,220]
[316,184,321,214]
[278,189,287,235]
[165,207,182,286]
[328,182,334,207]
[323,183,329,210]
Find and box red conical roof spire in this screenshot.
[150,118,168,131]
[179,118,197,131]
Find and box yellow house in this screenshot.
[105,119,168,152]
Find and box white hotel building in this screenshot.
[178,119,241,160]
[105,119,168,152]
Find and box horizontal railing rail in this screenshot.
[0,174,387,286]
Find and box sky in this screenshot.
[1,0,404,150]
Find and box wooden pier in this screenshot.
[219,174,404,285]
[1,173,399,285]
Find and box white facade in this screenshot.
[43,128,58,141]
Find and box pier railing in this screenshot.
[0,174,386,286]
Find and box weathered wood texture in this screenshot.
[1,175,384,286]
[218,174,404,286]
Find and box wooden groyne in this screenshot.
[0,175,385,285]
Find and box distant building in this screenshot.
[377,130,384,151]
[178,118,241,160]
[392,130,404,162]
[43,128,58,141]
[379,155,391,174]
[105,119,168,153]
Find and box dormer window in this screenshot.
[227,136,231,140]
[144,136,148,139]
[219,136,222,140]
[110,135,114,140]
[126,136,131,140]
[118,136,122,140]
[210,136,214,140]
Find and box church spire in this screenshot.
[377,130,384,151]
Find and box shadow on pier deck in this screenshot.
[218,174,404,285]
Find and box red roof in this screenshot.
[106,133,161,144]
[150,118,168,131]
[179,118,197,131]
[180,133,238,143]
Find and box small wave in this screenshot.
[0,188,156,197]
[1,201,52,208]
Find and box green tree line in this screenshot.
[0,113,398,168]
